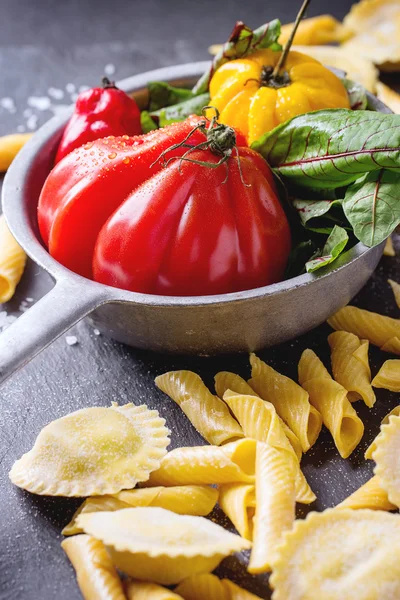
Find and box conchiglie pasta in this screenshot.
[365,406,400,459]
[61,534,126,600]
[388,279,400,308]
[336,476,396,511]
[298,349,364,458]
[328,305,400,356]
[63,485,218,536]
[155,371,243,446]
[0,214,27,303]
[76,507,251,585]
[145,439,256,487]
[249,353,322,452]
[215,372,302,460]
[125,580,183,600]
[222,391,315,503]
[218,483,255,540]
[328,331,375,407]
[372,360,400,392]
[248,442,297,574]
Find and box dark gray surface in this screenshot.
[1,1,399,599]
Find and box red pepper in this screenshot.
[55,77,142,164]
[39,114,290,295]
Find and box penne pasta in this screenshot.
[365,406,400,460]
[335,475,396,511]
[0,132,33,172]
[215,371,302,460]
[372,359,400,392]
[125,580,183,600]
[218,483,255,540]
[328,305,400,356]
[388,279,400,308]
[223,391,315,503]
[61,534,126,600]
[248,442,296,574]
[0,214,27,303]
[248,353,322,452]
[155,371,243,446]
[298,349,364,458]
[384,236,396,257]
[328,331,375,407]
[145,439,256,487]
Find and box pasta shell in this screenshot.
[61,534,126,600]
[175,574,263,599]
[388,279,400,308]
[299,349,364,458]
[125,580,183,600]
[270,509,400,600]
[365,406,400,459]
[155,371,243,446]
[373,414,400,507]
[215,372,301,460]
[218,483,255,540]
[384,236,396,256]
[9,403,170,497]
[372,359,400,391]
[145,439,256,487]
[249,354,322,452]
[335,475,396,511]
[0,215,27,303]
[328,306,400,356]
[77,507,251,585]
[248,442,296,574]
[63,485,218,536]
[328,331,375,407]
[223,391,315,503]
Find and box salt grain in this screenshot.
[104,63,115,76]
[0,97,16,113]
[93,329,100,336]
[27,96,52,111]
[48,87,64,100]
[66,335,78,346]
[66,83,76,94]
[26,114,38,130]
[0,311,18,331]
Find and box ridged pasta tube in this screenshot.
[365,406,400,460]
[218,483,255,540]
[125,580,183,599]
[336,476,396,511]
[175,573,263,599]
[0,215,27,303]
[372,360,400,392]
[298,349,364,458]
[388,279,400,308]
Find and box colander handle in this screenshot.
[0,277,109,386]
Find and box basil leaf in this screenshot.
[193,19,281,94]
[306,226,349,273]
[252,109,400,190]
[342,78,368,111]
[343,169,400,247]
[151,92,210,127]
[140,110,158,133]
[148,81,194,112]
[284,240,317,279]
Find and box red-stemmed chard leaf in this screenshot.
[306,225,349,272]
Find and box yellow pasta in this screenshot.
[328,305,400,356]
[298,349,364,458]
[248,442,296,574]
[125,580,183,600]
[0,132,33,172]
[328,331,375,407]
[280,14,350,45]
[249,353,322,452]
[335,475,396,511]
[372,359,400,391]
[155,371,243,446]
[145,439,256,487]
[365,406,400,459]
[384,236,396,256]
[63,485,218,536]
[77,507,251,585]
[0,215,27,303]
[218,483,255,540]
[215,371,302,460]
[61,534,126,600]
[9,403,170,497]
[388,279,400,308]
[175,574,263,600]
[222,391,315,503]
[270,509,400,600]
[373,414,400,508]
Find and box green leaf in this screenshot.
[293,199,342,226]
[343,169,400,247]
[140,110,158,133]
[151,92,210,127]
[306,226,349,272]
[284,240,317,279]
[252,109,400,190]
[193,19,281,94]
[342,78,368,111]
[148,81,195,112]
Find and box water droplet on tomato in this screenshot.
[83,142,93,150]
[123,157,130,165]
[122,134,129,140]
[108,152,117,159]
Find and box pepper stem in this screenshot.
[272,0,311,78]
[102,77,117,89]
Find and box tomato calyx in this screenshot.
[151,106,250,186]
[101,76,117,89]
